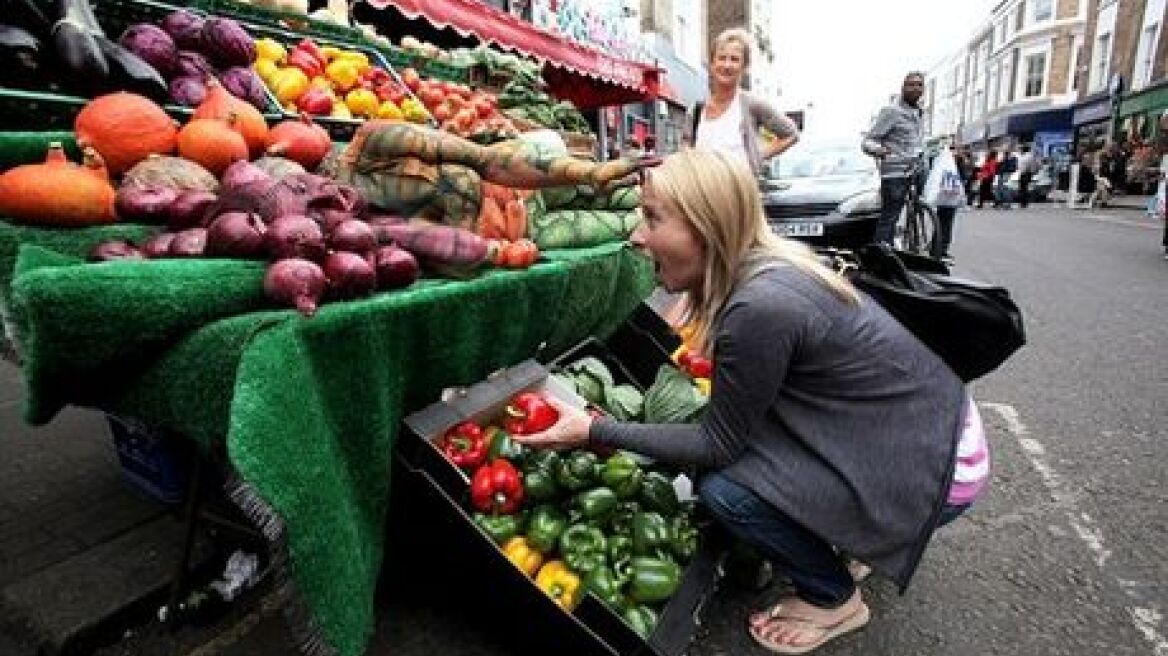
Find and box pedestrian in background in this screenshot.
[862,72,927,245]
[995,148,1017,209]
[976,151,999,209]
[954,147,977,207]
[515,149,989,655]
[691,27,799,174]
[1017,145,1041,209]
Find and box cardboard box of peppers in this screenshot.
[435,390,699,639]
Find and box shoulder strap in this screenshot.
[691,102,704,145]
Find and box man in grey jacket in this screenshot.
[862,72,926,245]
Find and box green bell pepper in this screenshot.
[584,566,628,612]
[571,487,618,523]
[473,512,525,545]
[622,604,659,639]
[608,501,640,536]
[639,471,680,516]
[559,523,607,574]
[632,511,673,556]
[600,452,644,499]
[607,534,634,572]
[669,515,698,562]
[526,504,569,554]
[556,450,600,492]
[628,556,681,604]
[522,451,561,502]
[486,427,526,463]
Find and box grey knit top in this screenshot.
[591,265,965,589]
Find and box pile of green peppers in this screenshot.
[476,446,699,640]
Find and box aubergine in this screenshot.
[0,24,44,88]
[94,34,168,101]
[51,17,109,92]
[9,0,53,39]
[56,0,104,34]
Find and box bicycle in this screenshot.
[892,155,939,256]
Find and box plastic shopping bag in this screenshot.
[924,149,966,208]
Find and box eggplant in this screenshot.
[0,24,44,88]
[94,35,168,101]
[56,0,104,34]
[8,0,53,39]
[51,17,109,92]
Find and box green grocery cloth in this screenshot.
[8,233,654,656]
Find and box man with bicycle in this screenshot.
[862,72,926,246]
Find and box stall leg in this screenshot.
[164,448,205,629]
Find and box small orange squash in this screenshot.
[177,117,249,177]
[0,143,117,226]
[193,80,269,159]
[74,93,179,175]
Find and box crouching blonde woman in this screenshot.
[515,149,989,654]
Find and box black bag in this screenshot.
[840,245,1025,382]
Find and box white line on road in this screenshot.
[1079,213,1160,230]
[982,402,1168,656]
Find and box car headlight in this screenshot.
[836,190,881,216]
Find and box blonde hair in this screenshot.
[647,149,859,355]
[711,27,753,68]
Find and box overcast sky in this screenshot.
[772,0,998,140]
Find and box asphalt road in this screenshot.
[98,203,1168,656]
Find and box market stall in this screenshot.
[0,1,706,655]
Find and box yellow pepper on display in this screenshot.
[535,560,582,611]
[376,100,403,120]
[326,58,361,92]
[320,45,345,61]
[254,37,286,63]
[330,102,353,119]
[309,76,333,91]
[694,378,711,396]
[334,50,371,73]
[400,98,429,124]
[254,58,279,84]
[501,537,543,577]
[345,88,379,117]
[269,67,309,105]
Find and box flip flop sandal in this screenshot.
[749,603,870,655]
[847,560,872,583]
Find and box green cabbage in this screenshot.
[642,365,708,424]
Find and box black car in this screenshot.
[761,142,882,249]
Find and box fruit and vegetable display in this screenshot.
[432,389,701,639]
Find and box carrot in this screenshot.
[477,196,507,239]
[503,198,527,241]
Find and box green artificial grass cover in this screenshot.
[1,221,655,656]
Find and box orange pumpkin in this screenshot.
[74,93,178,175]
[177,118,249,177]
[0,143,117,226]
[194,80,269,159]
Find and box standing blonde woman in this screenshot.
[692,28,800,174]
[516,150,989,654]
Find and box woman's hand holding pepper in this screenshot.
[512,395,594,451]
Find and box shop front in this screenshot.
[1116,80,1168,193]
[1072,92,1113,159]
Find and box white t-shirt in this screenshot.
[695,92,750,168]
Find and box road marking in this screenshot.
[982,402,1168,656]
[1079,213,1160,230]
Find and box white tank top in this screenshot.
[695,92,749,168]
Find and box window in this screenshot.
[989,68,999,108]
[1069,40,1083,92]
[997,19,1007,46]
[1024,52,1047,97]
[1132,23,1160,89]
[1001,59,1014,104]
[1092,32,1112,92]
[1032,0,1053,22]
[1016,3,1025,30]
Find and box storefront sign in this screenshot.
[1072,98,1111,126]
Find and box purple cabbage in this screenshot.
[169,76,207,106]
[119,23,178,77]
[160,10,205,51]
[200,17,255,68]
[174,50,216,81]
[219,66,268,111]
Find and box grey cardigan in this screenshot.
[592,266,965,590]
[693,91,799,174]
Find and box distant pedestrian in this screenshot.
[1017,145,1041,209]
[954,147,977,206]
[976,152,999,209]
[995,149,1017,208]
[862,71,927,245]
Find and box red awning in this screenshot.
[367,0,660,108]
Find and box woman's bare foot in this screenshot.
[748,589,863,630]
[749,591,869,654]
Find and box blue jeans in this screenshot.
[700,472,968,609]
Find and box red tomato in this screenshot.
[401,68,421,92]
[473,97,494,119]
[432,104,453,123]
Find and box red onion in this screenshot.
[311,208,354,233]
[205,211,266,258]
[116,184,179,223]
[221,160,272,192]
[368,217,410,245]
[161,11,205,50]
[168,190,218,231]
[328,219,376,254]
[265,215,326,261]
[141,232,176,258]
[168,228,207,257]
[363,213,407,226]
[367,245,419,290]
[88,240,145,262]
[323,251,377,300]
[264,258,326,317]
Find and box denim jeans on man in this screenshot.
[700,472,968,608]
[874,171,930,246]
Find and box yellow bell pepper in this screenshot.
[326,58,360,92]
[309,76,334,91]
[334,50,370,73]
[345,88,379,118]
[377,100,403,120]
[254,58,279,84]
[269,67,309,105]
[694,377,711,396]
[535,560,582,611]
[400,98,429,124]
[255,38,286,63]
[502,537,543,577]
[320,45,345,61]
[330,101,353,119]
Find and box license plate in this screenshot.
[774,222,824,237]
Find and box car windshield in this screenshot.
[772,147,874,179]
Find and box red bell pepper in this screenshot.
[296,87,334,115]
[287,48,324,80]
[438,421,487,471]
[685,355,713,379]
[470,458,524,514]
[504,391,560,435]
[295,39,328,70]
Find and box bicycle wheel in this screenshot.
[895,201,939,256]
